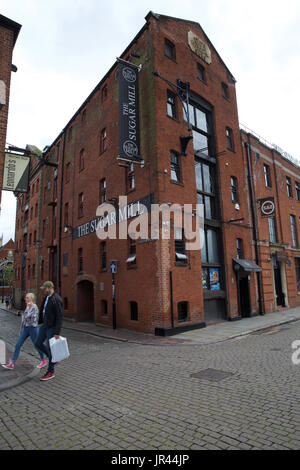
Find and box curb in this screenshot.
[0,365,40,392]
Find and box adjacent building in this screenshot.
[0,14,21,212]
[13,12,300,334]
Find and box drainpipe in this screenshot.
[58,131,66,297]
[169,271,174,328]
[244,136,264,315]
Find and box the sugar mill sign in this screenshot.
[259,197,275,217]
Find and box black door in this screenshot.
[272,256,284,306]
[238,276,251,317]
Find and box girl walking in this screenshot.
[2,293,47,370]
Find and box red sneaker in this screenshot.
[40,372,55,381]
[2,361,15,370]
[36,360,47,369]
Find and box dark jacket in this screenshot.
[39,292,63,335]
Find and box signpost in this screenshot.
[110,260,117,329]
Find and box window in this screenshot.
[264,164,272,188]
[221,82,229,99]
[65,162,71,183]
[236,238,243,259]
[101,85,107,102]
[195,161,216,220]
[268,217,277,243]
[68,126,73,142]
[36,178,40,193]
[79,149,85,171]
[56,144,60,163]
[165,38,176,61]
[175,228,188,263]
[78,248,83,272]
[30,207,33,220]
[230,176,238,203]
[63,253,68,267]
[100,128,107,153]
[53,177,57,201]
[226,127,234,150]
[42,219,46,237]
[41,260,44,280]
[127,163,135,191]
[178,301,188,322]
[64,203,69,226]
[286,177,293,198]
[295,258,300,293]
[35,203,38,217]
[290,215,298,247]
[29,233,32,246]
[197,63,205,82]
[296,182,300,201]
[100,242,107,269]
[130,301,138,321]
[184,102,212,158]
[101,300,108,315]
[100,178,106,204]
[33,230,37,244]
[170,151,181,183]
[201,228,220,264]
[167,90,177,119]
[127,237,136,264]
[78,193,84,218]
[63,298,68,310]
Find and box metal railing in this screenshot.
[240,122,300,168]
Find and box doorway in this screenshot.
[272,255,285,307]
[77,280,94,322]
[238,275,251,317]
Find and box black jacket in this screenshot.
[39,292,63,335]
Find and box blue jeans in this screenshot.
[12,326,44,362]
[35,325,55,373]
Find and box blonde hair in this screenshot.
[26,292,36,303]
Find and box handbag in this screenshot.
[49,336,70,362]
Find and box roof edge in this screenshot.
[0,14,22,46]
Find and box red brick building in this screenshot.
[0,237,14,299]
[0,14,21,210]
[13,12,300,334]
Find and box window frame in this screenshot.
[164,38,176,61]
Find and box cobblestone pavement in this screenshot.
[0,308,299,450]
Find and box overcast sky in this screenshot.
[1,0,300,244]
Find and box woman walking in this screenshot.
[2,293,47,370]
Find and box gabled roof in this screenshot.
[0,14,21,46]
[145,11,236,82]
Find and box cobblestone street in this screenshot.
[0,308,299,450]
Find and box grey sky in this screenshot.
[1,0,300,243]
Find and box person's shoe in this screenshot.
[2,361,15,370]
[40,371,55,381]
[36,360,47,369]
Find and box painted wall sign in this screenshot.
[72,193,154,240]
[188,31,211,64]
[118,61,142,163]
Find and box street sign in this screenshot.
[110,261,117,274]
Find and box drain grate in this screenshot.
[190,368,234,382]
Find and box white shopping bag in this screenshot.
[49,336,70,362]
